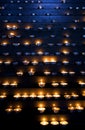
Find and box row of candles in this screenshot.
[0,59,85,66]
[4,102,85,113]
[0,79,85,88]
[37,103,85,113]
[0,90,85,99]
[0,79,85,87]
[3,23,85,30]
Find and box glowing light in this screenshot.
[78,80,85,85]
[53,92,60,98]
[32,60,38,65]
[25,25,32,30]
[37,50,43,55]
[1,41,8,46]
[63,39,69,44]
[62,49,70,55]
[2,81,10,86]
[35,39,42,46]
[60,120,68,125]
[44,70,51,75]
[37,92,44,99]
[13,93,21,98]
[12,24,18,29]
[16,71,23,76]
[0,60,3,64]
[40,118,49,126]
[50,58,57,63]
[5,106,12,112]
[6,24,11,29]
[8,31,16,37]
[75,104,84,111]
[61,70,68,74]
[60,82,68,86]
[45,93,52,98]
[0,93,7,98]
[4,60,11,65]
[23,41,30,46]
[52,82,59,87]
[64,93,71,99]
[37,104,46,113]
[10,81,18,86]
[23,59,30,65]
[28,68,35,75]
[30,93,36,98]
[43,57,57,63]
[50,118,59,125]
[38,107,46,113]
[82,91,85,96]
[14,105,22,112]
[68,104,75,111]
[62,60,69,64]
[52,106,60,113]
[6,24,18,29]
[43,58,49,63]
[22,93,29,98]
[38,79,45,87]
[71,92,79,98]
[69,71,75,75]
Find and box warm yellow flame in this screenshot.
[52,107,60,113]
[23,59,30,65]
[0,93,7,98]
[14,105,22,112]
[35,39,42,46]
[14,93,21,98]
[37,92,45,99]
[45,93,52,98]
[62,49,70,55]
[37,104,46,113]
[53,92,60,98]
[50,118,59,125]
[40,118,49,125]
[38,79,45,87]
[60,82,68,86]
[78,80,85,85]
[82,91,85,96]
[75,104,84,110]
[68,104,75,111]
[64,93,71,99]
[9,31,16,36]
[10,81,18,86]
[52,82,59,87]
[22,93,29,98]
[4,60,11,65]
[28,68,35,75]
[5,106,12,112]
[44,70,51,75]
[1,41,8,45]
[30,93,36,98]
[71,92,79,98]
[2,81,10,86]
[25,25,32,29]
[16,71,23,76]
[23,41,30,45]
[60,120,68,125]
[32,60,38,65]
[61,70,68,74]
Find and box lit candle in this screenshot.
[40,118,49,125]
[38,79,45,87]
[50,118,59,125]
[28,68,35,75]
